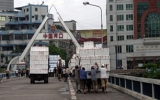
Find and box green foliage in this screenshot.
[142,67,160,79]
[49,44,67,60]
[142,63,157,69]
[156,61,160,68]
[0,68,5,73]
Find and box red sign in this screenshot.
[43,33,63,39]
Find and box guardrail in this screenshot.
[0,72,16,79]
[108,74,160,100]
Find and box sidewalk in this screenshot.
[69,78,138,100]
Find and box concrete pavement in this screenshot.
[0,77,70,100]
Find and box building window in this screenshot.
[110,5,113,11]
[110,25,113,32]
[117,25,124,31]
[27,8,29,12]
[118,35,124,41]
[0,26,5,30]
[0,16,6,21]
[126,4,133,10]
[117,4,123,10]
[126,14,133,20]
[35,8,38,11]
[15,35,23,40]
[24,9,25,12]
[117,15,124,21]
[35,15,38,20]
[127,35,133,40]
[145,12,160,37]
[118,60,122,66]
[117,45,122,53]
[126,45,133,53]
[110,36,113,41]
[110,15,113,21]
[2,35,10,40]
[126,25,133,31]
[109,0,113,2]
[28,34,33,39]
[26,15,29,21]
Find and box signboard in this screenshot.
[134,45,160,52]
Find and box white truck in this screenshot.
[30,46,49,84]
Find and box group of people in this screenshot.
[73,62,109,94]
[15,68,29,78]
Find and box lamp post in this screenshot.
[83,2,103,48]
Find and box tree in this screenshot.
[49,44,67,61]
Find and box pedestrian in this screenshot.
[97,64,109,93]
[15,69,18,77]
[64,66,70,82]
[26,68,29,78]
[74,65,81,93]
[80,67,87,94]
[89,66,98,93]
[62,67,66,79]
[53,67,57,77]
[58,66,62,81]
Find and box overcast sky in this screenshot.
[14,0,106,30]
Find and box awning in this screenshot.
[24,30,34,34]
[0,31,9,35]
[15,12,25,17]
[34,42,49,46]
[12,30,22,34]
[33,20,42,24]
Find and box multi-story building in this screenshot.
[0,4,52,65]
[0,0,14,11]
[107,0,160,69]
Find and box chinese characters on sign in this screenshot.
[92,30,102,37]
[43,33,63,39]
[135,45,160,52]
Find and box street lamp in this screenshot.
[83,2,103,48]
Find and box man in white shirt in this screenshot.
[96,63,109,93]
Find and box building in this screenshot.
[0,4,52,66]
[0,0,14,11]
[107,0,160,69]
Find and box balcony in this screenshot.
[143,37,160,45]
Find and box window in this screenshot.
[27,8,29,12]
[35,8,38,11]
[110,5,113,11]
[117,25,124,31]
[116,45,122,53]
[35,15,38,20]
[126,25,133,31]
[28,34,33,39]
[127,35,133,40]
[110,25,113,32]
[118,60,122,66]
[15,35,23,40]
[126,4,133,10]
[110,15,113,21]
[109,0,113,2]
[8,16,12,21]
[0,16,6,21]
[118,35,124,41]
[24,9,25,12]
[110,36,113,41]
[0,26,5,30]
[117,4,123,10]
[126,14,133,20]
[117,15,124,21]
[126,45,133,53]
[26,15,29,21]
[2,35,9,40]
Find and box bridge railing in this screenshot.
[108,73,160,100]
[0,72,16,79]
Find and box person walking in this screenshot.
[90,66,98,93]
[53,67,57,77]
[80,67,87,94]
[97,63,109,93]
[74,65,81,93]
[64,66,70,82]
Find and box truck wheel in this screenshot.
[44,78,48,83]
[31,78,35,84]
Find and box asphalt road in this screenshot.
[0,77,70,100]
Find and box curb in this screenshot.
[68,77,77,100]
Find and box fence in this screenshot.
[0,72,16,79]
[108,74,160,100]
